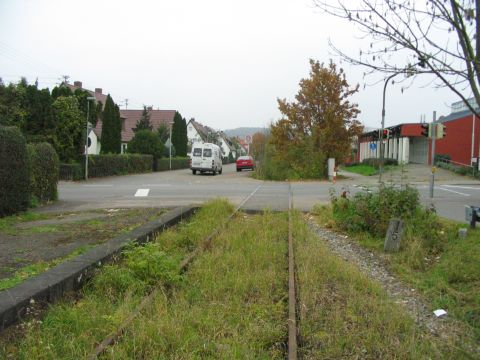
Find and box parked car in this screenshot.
[190,143,223,175]
[236,155,255,172]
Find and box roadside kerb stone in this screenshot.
[0,205,198,333]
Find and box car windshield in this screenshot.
[203,149,212,157]
[193,148,202,157]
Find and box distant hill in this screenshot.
[223,127,268,138]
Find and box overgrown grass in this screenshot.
[104,211,288,358]
[312,186,480,349]
[341,164,377,176]
[0,245,93,291]
[0,211,49,231]
[0,199,234,359]
[293,211,451,358]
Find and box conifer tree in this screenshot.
[171,111,188,157]
[101,95,121,154]
[133,105,152,132]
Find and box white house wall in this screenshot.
[359,137,410,163]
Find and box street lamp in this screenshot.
[85,96,96,180]
[379,59,426,182]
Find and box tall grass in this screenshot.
[293,211,456,359]
[0,199,234,359]
[104,211,288,358]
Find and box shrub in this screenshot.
[0,126,30,216]
[59,163,83,181]
[88,154,153,177]
[362,157,398,168]
[434,153,451,165]
[331,184,419,237]
[127,129,164,158]
[27,142,59,203]
[155,157,190,171]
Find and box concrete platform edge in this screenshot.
[0,205,198,333]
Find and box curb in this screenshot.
[0,206,198,333]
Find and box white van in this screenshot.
[190,143,223,175]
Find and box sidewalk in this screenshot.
[339,164,480,185]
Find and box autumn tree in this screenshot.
[316,0,480,114]
[250,132,267,160]
[269,59,362,179]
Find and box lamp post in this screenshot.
[379,60,426,182]
[379,72,401,182]
[85,96,96,180]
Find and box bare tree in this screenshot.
[315,0,480,114]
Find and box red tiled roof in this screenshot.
[65,83,109,109]
[119,109,176,142]
[94,109,176,142]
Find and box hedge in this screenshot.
[362,157,398,168]
[60,163,83,181]
[156,157,190,171]
[27,142,59,204]
[0,126,30,216]
[87,154,153,178]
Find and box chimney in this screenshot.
[95,88,102,94]
[73,81,82,88]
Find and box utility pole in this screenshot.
[429,111,437,198]
[85,96,96,180]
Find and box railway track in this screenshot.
[87,182,301,359]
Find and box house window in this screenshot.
[189,126,193,131]
[122,143,128,154]
[121,119,125,131]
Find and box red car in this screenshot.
[236,156,255,172]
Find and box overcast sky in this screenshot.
[0,0,457,131]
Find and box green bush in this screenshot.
[0,126,30,216]
[155,157,190,171]
[59,163,83,181]
[88,154,153,177]
[362,157,398,168]
[27,142,59,204]
[127,129,165,158]
[434,153,451,165]
[331,184,419,237]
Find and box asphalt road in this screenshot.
[44,163,480,223]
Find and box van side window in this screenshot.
[193,148,202,157]
[203,149,212,157]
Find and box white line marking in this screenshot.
[135,189,150,197]
[443,184,480,191]
[437,186,470,197]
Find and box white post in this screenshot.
[85,96,95,180]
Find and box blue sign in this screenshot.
[369,143,377,151]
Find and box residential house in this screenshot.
[68,81,176,154]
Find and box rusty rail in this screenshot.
[287,184,298,359]
[87,184,263,359]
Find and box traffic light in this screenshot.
[382,129,390,139]
[436,123,446,139]
[421,123,431,138]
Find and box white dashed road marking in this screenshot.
[437,186,470,197]
[442,185,480,191]
[135,189,150,197]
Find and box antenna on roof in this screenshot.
[124,98,128,109]
[61,75,70,84]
